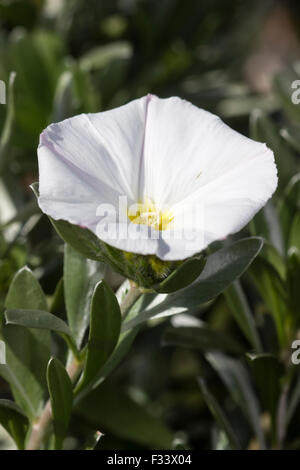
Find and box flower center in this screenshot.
[128,198,173,231]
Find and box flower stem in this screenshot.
[120,282,142,318]
[26,282,142,450]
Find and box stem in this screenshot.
[26,282,142,450]
[276,382,289,449]
[120,283,142,318]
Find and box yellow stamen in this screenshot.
[128,198,173,231]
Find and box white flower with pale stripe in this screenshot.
[37,95,277,260]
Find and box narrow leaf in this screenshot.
[279,173,300,249]
[5,309,72,337]
[75,292,147,400]
[163,325,244,355]
[247,353,283,436]
[0,399,28,450]
[0,72,16,174]
[123,237,264,331]
[76,281,121,393]
[197,378,242,450]
[47,357,73,450]
[249,201,284,256]
[206,352,266,449]
[289,213,300,252]
[79,42,132,72]
[249,256,289,347]
[286,248,300,321]
[250,108,296,189]
[155,256,206,293]
[1,267,50,420]
[224,280,262,352]
[64,243,106,348]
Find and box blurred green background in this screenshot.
[1,0,300,450]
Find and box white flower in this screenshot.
[37,94,277,261]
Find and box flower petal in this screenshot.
[142,95,220,207]
[171,118,278,243]
[38,96,149,226]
